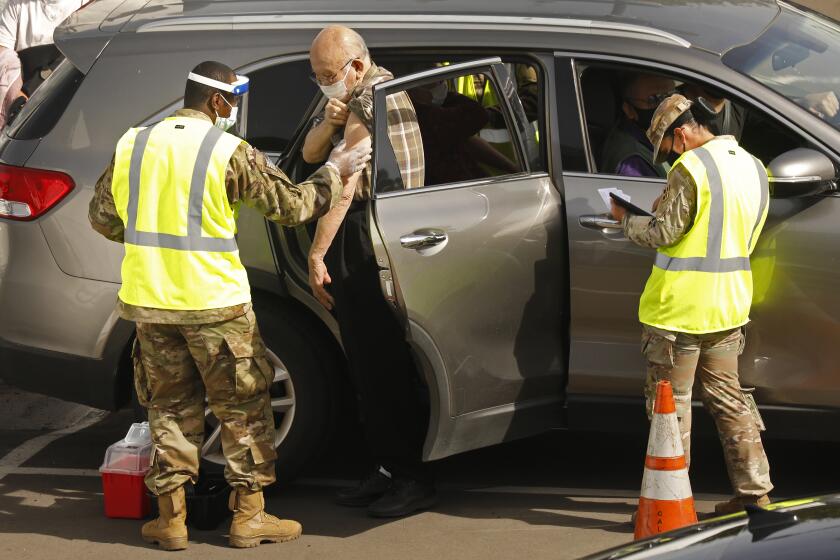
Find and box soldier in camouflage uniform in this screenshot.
[610,94,773,515]
[90,61,370,550]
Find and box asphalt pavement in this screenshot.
[0,381,838,559]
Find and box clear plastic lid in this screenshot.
[124,422,151,445]
[100,422,152,474]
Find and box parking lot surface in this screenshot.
[0,382,837,559]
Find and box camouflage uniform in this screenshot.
[90,108,341,495]
[623,97,773,498]
[639,325,773,497]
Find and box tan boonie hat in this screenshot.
[647,94,693,165]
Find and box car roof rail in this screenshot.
[134,14,691,48]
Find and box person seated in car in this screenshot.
[515,64,539,123]
[409,79,489,185]
[682,83,839,140]
[681,83,747,140]
[600,72,675,177]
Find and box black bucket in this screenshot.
[147,476,232,530]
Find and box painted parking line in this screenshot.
[0,466,101,478]
[0,467,734,503]
[297,478,731,502]
[0,409,107,482]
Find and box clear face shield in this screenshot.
[187,72,250,136]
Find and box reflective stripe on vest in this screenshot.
[112,117,249,311]
[638,137,770,334]
[124,123,238,253]
[653,149,769,273]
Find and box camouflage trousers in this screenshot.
[642,325,773,497]
[133,310,277,495]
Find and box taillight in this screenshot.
[0,163,75,221]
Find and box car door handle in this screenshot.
[400,230,448,249]
[579,215,623,230]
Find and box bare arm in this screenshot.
[308,111,370,309]
[302,119,338,163]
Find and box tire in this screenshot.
[200,292,343,485]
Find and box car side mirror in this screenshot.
[767,148,838,198]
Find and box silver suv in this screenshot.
[2,0,839,480]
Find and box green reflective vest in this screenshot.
[638,137,770,334]
[111,116,250,310]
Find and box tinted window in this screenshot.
[246,59,318,153]
[6,60,83,140]
[577,62,676,176]
[381,69,527,192]
[577,61,813,175]
[554,57,588,173]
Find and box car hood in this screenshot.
[585,495,840,560]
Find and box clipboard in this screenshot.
[609,192,654,217]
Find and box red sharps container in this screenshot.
[99,422,152,519]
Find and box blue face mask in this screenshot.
[215,95,238,131]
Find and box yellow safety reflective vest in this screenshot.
[111,116,250,310]
[638,137,770,334]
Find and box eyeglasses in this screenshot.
[309,59,355,86]
[624,91,677,108]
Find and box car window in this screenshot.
[576,61,814,176]
[246,59,318,153]
[722,6,840,132]
[6,59,84,141]
[554,56,588,173]
[376,66,536,193]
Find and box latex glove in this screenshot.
[327,137,372,177]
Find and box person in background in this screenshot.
[0,45,20,129]
[0,0,85,53]
[601,72,675,177]
[408,79,489,185]
[681,83,747,139]
[0,0,88,123]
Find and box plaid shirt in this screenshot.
[312,64,425,199]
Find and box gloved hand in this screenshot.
[326,138,372,177]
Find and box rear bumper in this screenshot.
[0,333,130,410]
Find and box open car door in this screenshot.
[369,57,567,460]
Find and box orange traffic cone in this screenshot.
[634,380,697,540]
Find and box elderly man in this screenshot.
[601,71,675,177]
[303,26,436,518]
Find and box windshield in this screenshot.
[722,5,840,132]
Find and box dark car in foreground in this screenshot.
[584,496,840,560]
[1,0,840,481]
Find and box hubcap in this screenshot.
[201,349,296,466]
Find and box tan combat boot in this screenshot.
[714,494,771,515]
[141,486,189,551]
[228,487,302,548]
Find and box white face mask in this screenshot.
[319,64,353,99]
[215,95,238,131]
[429,82,448,106]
